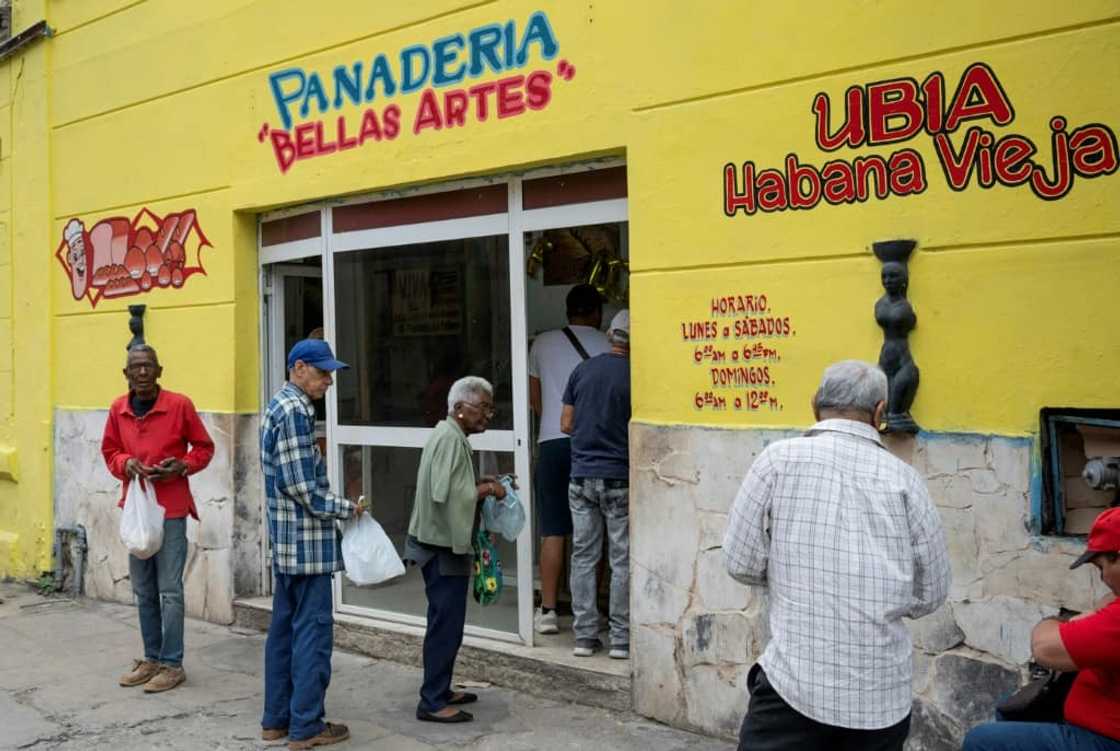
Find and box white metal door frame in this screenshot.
[260,162,628,645]
[259,239,327,597]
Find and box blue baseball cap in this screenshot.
[287,339,349,371]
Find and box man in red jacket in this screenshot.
[963,507,1120,751]
[102,345,214,693]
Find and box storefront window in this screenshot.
[338,443,519,635]
[333,236,512,429]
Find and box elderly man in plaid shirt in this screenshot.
[260,339,365,750]
[724,360,950,751]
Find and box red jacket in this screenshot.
[1060,599,1120,740]
[101,389,215,520]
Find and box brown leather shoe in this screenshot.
[289,722,350,749]
[262,727,288,741]
[119,659,160,687]
[142,665,186,693]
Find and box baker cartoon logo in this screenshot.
[55,209,210,307]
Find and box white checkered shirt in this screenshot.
[723,419,950,730]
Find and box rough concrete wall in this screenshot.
[630,423,1111,749]
[53,409,262,624]
[231,414,262,598]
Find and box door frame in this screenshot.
[258,228,327,597]
[258,159,627,645]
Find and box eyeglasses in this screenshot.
[462,401,497,418]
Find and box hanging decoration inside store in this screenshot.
[873,240,921,434]
[724,62,1118,217]
[257,10,576,174]
[527,224,628,304]
[55,208,211,308]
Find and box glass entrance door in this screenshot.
[325,190,533,643]
[262,259,325,594]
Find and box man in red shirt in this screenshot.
[963,507,1120,751]
[101,345,214,694]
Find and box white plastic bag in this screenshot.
[119,477,165,560]
[481,476,526,542]
[342,511,405,586]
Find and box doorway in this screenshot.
[258,163,628,648]
[260,219,327,595]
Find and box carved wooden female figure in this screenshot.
[873,241,920,433]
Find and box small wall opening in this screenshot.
[1039,408,1120,535]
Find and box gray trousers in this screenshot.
[568,478,630,646]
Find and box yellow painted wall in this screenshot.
[0,0,54,577]
[1,1,1118,575]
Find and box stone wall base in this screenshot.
[53,409,263,625]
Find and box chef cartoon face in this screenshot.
[69,236,87,274]
[63,218,91,300]
[64,219,87,276]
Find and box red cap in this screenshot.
[1070,507,1120,569]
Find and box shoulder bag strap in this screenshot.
[561,326,591,361]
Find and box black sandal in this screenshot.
[416,708,474,723]
[448,691,478,705]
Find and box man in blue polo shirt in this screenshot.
[561,309,632,659]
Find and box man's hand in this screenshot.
[150,458,189,481]
[124,458,152,479]
[352,497,366,519]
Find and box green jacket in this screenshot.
[408,418,478,555]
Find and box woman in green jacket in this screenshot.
[405,376,507,724]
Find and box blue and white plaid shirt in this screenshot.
[261,383,354,576]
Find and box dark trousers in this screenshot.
[418,556,470,713]
[739,665,911,751]
[262,572,333,741]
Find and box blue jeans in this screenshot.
[129,517,188,668]
[418,556,469,713]
[964,721,1120,751]
[569,478,630,647]
[262,572,334,741]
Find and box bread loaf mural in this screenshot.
[54,208,210,307]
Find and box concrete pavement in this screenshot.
[0,583,733,750]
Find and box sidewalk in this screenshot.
[0,583,733,750]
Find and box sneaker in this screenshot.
[573,638,602,657]
[609,645,630,660]
[534,608,559,635]
[289,722,350,749]
[142,665,186,693]
[119,659,160,687]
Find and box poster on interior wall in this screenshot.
[391,267,461,337]
[54,208,212,308]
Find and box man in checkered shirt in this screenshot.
[260,339,365,750]
[724,360,950,751]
